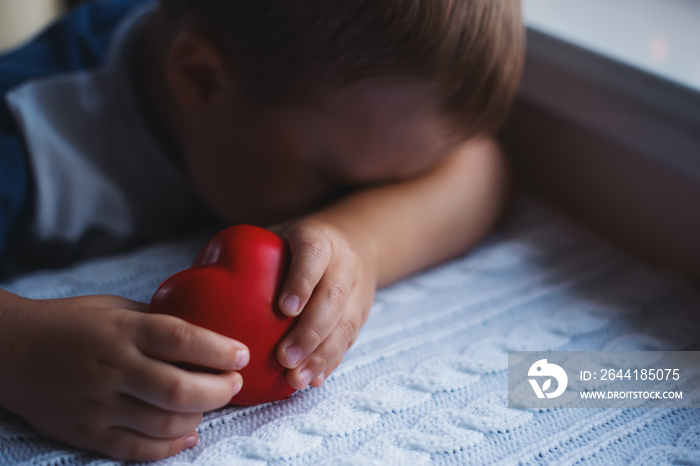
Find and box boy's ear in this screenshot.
[166,31,233,111]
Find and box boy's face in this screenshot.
[181,81,459,225]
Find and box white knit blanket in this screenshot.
[1,199,699,465]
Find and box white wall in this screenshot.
[0,0,65,53]
[523,0,700,92]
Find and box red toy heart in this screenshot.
[148,225,297,406]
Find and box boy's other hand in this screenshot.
[275,220,376,390]
[0,291,249,461]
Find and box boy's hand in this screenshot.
[275,220,376,389]
[0,291,249,461]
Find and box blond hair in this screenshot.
[162,0,524,137]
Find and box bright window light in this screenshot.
[523,0,700,92]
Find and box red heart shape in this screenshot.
[148,225,297,405]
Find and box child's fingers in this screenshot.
[277,272,348,369]
[135,313,250,371]
[112,394,203,439]
[287,318,358,390]
[309,357,344,388]
[309,373,326,388]
[122,360,242,412]
[279,225,332,317]
[74,294,148,313]
[94,427,198,462]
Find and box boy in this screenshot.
[0,0,523,461]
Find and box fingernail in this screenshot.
[185,434,198,448]
[285,346,304,367]
[282,294,301,315]
[232,374,243,395]
[235,348,250,368]
[299,369,314,387]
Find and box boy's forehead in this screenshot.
[301,81,459,183]
[320,80,438,122]
[333,81,454,149]
[236,79,460,184]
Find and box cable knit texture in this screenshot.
[1,198,699,465]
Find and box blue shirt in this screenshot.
[0,0,196,273]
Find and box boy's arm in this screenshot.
[307,135,508,287]
[275,136,509,388]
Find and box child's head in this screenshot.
[151,0,524,223]
[161,0,523,136]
